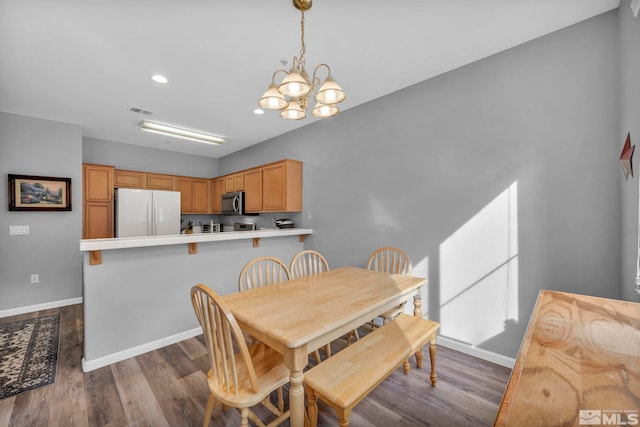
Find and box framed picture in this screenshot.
[8,174,72,211]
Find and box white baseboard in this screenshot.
[81,327,203,372]
[437,336,516,369]
[0,297,83,319]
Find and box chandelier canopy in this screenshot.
[258,0,346,120]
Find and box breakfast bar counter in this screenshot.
[79,228,313,251]
[79,228,312,372]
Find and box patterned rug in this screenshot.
[0,313,60,399]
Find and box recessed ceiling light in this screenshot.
[150,74,169,84]
[253,108,265,115]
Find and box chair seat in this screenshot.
[208,342,290,408]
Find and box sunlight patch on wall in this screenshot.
[439,182,518,346]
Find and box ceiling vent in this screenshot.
[127,106,154,115]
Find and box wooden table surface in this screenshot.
[223,266,427,427]
[494,290,640,427]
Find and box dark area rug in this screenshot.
[0,313,61,399]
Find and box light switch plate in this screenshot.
[9,225,29,235]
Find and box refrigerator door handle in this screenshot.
[148,198,153,236]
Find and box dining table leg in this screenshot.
[286,347,308,427]
[413,292,424,368]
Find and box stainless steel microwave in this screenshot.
[221,191,244,215]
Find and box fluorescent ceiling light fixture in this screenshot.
[139,121,225,145]
[150,74,169,84]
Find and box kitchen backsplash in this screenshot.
[180,213,303,232]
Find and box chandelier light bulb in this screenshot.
[315,76,346,105]
[259,83,288,110]
[279,68,311,98]
[280,99,306,120]
[312,102,339,118]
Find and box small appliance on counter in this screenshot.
[233,223,256,231]
[201,221,222,233]
[274,218,294,229]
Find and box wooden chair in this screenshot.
[366,247,413,327]
[190,284,290,427]
[289,250,336,359]
[238,256,291,292]
[289,250,329,279]
[238,255,325,363]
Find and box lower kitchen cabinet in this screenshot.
[83,202,113,239]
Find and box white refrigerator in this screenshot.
[115,189,181,237]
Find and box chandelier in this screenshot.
[258,0,345,120]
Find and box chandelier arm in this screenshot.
[312,63,331,87]
[271,69,289,84]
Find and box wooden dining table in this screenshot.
[494,290,640,426]
[222,266,428,427]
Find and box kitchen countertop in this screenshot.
[79,228,313,251]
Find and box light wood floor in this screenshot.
[0,304,511,426]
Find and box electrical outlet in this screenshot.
[30,274,39,284]
[306,211,312,220]
[217,286,224,295]
[10,225,29,235]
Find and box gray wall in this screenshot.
[221,11,622,358]
[620,2,640,303]
[83,137,219,178]
[0,112,83,310]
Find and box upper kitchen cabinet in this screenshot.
[114,170,144,188]
[192,178,210,213]
[224,173,244,193]
[210,177,224,213]
[145,173,175,190]
[175,177,193,213]
[176,176,210,214]
[243,168,263,213]
[83,163,114,239]
[262,159,302,212]
[84,163,114,202]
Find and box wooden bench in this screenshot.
[304,314,440,427]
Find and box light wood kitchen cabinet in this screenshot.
[145,173,174,190]
[83,163,114,239]
[175,177,194,213]
[176,176,210,213]
[243,168,263,212]
[262,159,302,212]
[224,173,244,193]
[210,177,224,213]
[84,163,114,202]
[114,170,144,188]
[83,202,113,239]
[192,178,210,213]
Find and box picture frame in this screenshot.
[8,174,72,211]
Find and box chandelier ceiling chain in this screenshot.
[258,0,346,120]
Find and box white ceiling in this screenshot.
[0,0,620,159]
